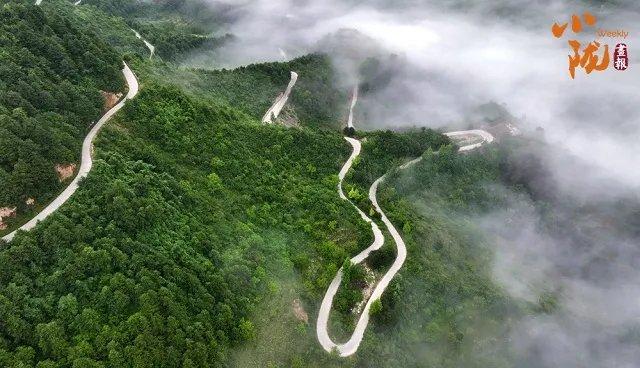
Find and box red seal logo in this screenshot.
[614,43,628,71]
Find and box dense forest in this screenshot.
[0,2,528,366]
[351,144,521,367]
[0,1,124,233]
[146,53,347,129]
[3,0,635,367]
[78,0,225,61]
[0,75,378,365]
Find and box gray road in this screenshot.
[262,71,298,123]
[2,63,139,243]
[316,89,495,356]
[132,29,155,59]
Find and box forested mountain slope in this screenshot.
[73,0,226,61]
[0,74,376,365]
[37,0,345,130]
[147,54,346,129]
[350,144,520,367]
[4,1,634,367]
[0,1,124,234]
[0,2,523,366]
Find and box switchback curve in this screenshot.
[316,93,494,355]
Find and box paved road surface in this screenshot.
[316,136,386,356]
[316,88,495,356]
[2,63,139,243]
[346,86,358,129]
[132,29,155,59]
[444,129,494,151]
[262,71,298,123]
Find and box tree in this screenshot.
[36,321,68,360]
[369,298,382,317]
[57,294,78,323]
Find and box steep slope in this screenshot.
[2,63,138,242]
[0,1,125,235]
[0,79,374,366]
[4,2,622,368]
[319,127,494,356]
[74,0,225,61]
[148,54,347,129]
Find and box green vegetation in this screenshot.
[51,1,149,57]
[232,133,529,367]
[334,259,368,316]
[352,145,521,367]
[0,79,372,366]
[147,54,346,129]
[1,1,589,367]
[344,128,450,211]
[369,299,382,317]
[367,240,395,272]
[0,3,370,364]
[78,0,225,61]
[0,1,124,233]
[349,128,451,186]
[80,0,223,29]
[47,0,216,61]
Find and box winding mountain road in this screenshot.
[316,90,495,356]
[278,48,288,61]
[444,129,494,151]
[132,29,155,59]
[23,2,496,351]
[346,86,358,129]
[316,136,386,356]
[2,63,139,243]
[35,2,152,59]
[262,71,298,124]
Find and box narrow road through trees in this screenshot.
[316,136,386,356]
[316,89,495,356]
[262,71,298,123]
[132,29,155,59]
[2,63,139,243]
[346,86,358,129]
[444,129,494,151]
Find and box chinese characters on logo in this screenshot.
[551,11,629,78]
[614,43,628,70]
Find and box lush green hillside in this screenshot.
[48,0,346,129]
[0,1,125,234]
[0,3,519,364]
[146,54,347,129]
[0,77,376,366]
[237,137,538,367]
[351,145,521,367]
[44,0,215,62]
[5,1,617,367]
[49,0,149,58]
[77,0,225,61]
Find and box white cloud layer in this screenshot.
[202,0,640,190]
[194,1,640,365]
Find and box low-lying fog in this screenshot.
[199,0,639,190]
[193,0,640,366]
